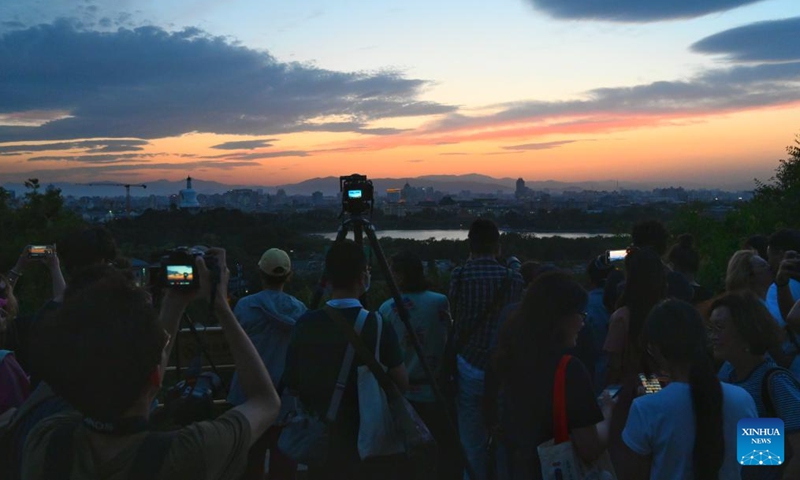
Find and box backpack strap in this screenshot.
[760,366,800,417]
[324,307,369,423]
[553,355,572,445]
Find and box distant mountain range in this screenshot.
[2,174,755,197]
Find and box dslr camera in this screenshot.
[160,246,218,290]
[340,174,374,216]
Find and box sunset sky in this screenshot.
[1,0,799,189]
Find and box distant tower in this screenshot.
[179,176,201,211]
[515,178,526,199]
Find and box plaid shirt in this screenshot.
[448,256,525,370]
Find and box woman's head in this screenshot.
[619,247,667,340]
[725,250,772,297]
[391,250,427,293]
[644,299,711,370]
[708,291,782,362]
[667,233,700,275]
[510,271,588,349]
[644,299,724,479]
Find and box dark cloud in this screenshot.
[27,153,154,163]
[0,21,454,142]
[8,160,258,182]
[503,140,578,150]
[527,0,765,22]
[0,139,149,154]
[691,17,800,62]
[210,139,277,150]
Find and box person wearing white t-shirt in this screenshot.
[618,300,757,480]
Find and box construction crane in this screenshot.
[84,183,147,218]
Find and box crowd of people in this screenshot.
[1,219,799,480]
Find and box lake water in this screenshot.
[316,229,617,241]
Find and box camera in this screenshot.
[340,174,374,215]
[160,246,218,289]
[28,244,55,258]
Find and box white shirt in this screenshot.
[623,382,757,480]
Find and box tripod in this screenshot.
[311,213,478,480]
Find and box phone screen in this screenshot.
[28,245,53,257]
[607,249,628,262]
[639,373,662,394]
[165,264,194,287]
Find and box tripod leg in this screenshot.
[310,223,351,309]
[363,224,478,480]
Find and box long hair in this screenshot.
[0,273,19,349]
[495,271,587,376]
[617,248,667,343]
[645,300,724,479]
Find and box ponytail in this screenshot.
[688,345,724,479]
[645,300,725,479]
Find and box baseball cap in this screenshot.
[258,248,291,276]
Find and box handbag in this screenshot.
[356,310,406,459]
[326,306,438,479]
[537,355,618,480]
[277,309,370,466]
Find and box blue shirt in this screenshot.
[379,291,451,403]
[718,359,800,433]
[227,289,307,405]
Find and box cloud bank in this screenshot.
[0,21,455,142]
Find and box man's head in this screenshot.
[258,248,292,288]
[58,227,119,277]
[468,218,500,256]
[33,272,168,422]
[391,251,426,293]
[325,240,369,293]
[767,229,800,272]
[631,220,669,256]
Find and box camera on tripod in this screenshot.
[340,174,374,216]
[160,246,218,290]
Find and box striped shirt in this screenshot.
[448,257,524,369]
[718,358,800,432]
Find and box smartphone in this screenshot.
[164,264,196,288]
[605,384,622,398]
[606,249,628,263]
[28,245,55,258]
[639,373,662,394]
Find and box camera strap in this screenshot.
[82,415,150,435]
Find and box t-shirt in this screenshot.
[765,279,800,327]
[718,359,800,432]
[282,300,404,463]
[622,382,757,480]
[500,353,604,479]
[379,291,450,403]
[22,409,251,480]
